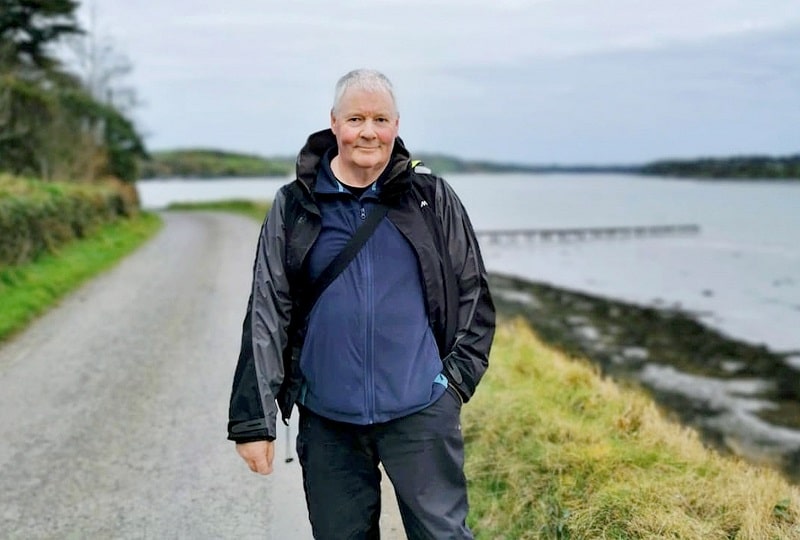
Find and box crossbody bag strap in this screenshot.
[304,202,389,312]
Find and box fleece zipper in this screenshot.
[359,202,377,424]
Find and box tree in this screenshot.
[65,3,138,114]
[0,73,54,174]
[0,0,147,182]
[0,0,82,72]
[62,3,148,181]
[1,0,84,177]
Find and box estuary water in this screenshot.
[137,174,800,354]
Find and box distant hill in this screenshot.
[139,148,800,180]
[139,149,293,179]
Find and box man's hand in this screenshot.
[236,440,275,475]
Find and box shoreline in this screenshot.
[489,272,800,483]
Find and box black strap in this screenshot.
[305,203,389,311]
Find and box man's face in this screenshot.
[330,88,399,175]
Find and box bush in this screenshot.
[0,175,139,266]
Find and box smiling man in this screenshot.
[330,83,399,185]
[228,69,495,540]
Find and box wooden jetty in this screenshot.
[475,224,700,244]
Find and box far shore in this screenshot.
[139,148,800,181]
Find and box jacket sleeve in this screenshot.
[436,178,496,402]
[228,189,292,442]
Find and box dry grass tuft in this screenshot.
[463,319,800,539]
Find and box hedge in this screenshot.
[0,175,139,266]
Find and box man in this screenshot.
[228,69,495,539]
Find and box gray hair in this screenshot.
[332,69,398,116]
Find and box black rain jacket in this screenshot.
[227,129,495,442]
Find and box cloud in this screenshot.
[74,0,800,162]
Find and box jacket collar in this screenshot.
[294,129,412,202]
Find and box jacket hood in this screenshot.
[294,129,413,202]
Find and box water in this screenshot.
[138,174,800,354]
[448,173,800,353]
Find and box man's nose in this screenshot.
[361,119,377,137]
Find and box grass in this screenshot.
[463,319,800,539]
[0,213,162,342]
[167,199,270,222]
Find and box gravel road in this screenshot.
[0,211,405,540]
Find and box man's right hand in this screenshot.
[236,440,275,475]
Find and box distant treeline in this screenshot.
[139,149,638,179]
[412,153,639,175]
[415,153,800,179]
[639,155,800,179]
[140,149,800,180]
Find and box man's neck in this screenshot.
[330,156,386,188]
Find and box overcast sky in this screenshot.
[73,1,800,164]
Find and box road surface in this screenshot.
[0,211,405,539]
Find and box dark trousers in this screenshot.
[296,388,473,540]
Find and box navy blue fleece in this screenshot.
[298,152,446,424]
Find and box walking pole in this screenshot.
[284,423,294,463]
